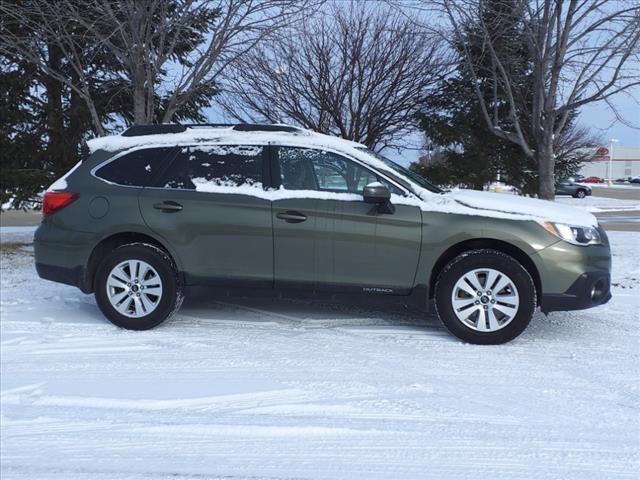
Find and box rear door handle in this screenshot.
[276,211,307,223]
[153,201,183,213]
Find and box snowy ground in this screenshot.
[1,229,639,479]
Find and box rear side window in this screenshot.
[94,148,174,186]
[156,145,264,191]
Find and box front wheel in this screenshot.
[94,243,183,330]
[435,249,536,344]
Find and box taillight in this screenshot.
[42,192,79,217]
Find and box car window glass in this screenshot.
[157,145,264,191]
[278,147,401,195]
[95,148,173,186]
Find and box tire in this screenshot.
[94,243,183,330]
[573,189,586,198]
[435,249,536,345]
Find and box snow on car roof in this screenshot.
[86,125,365,154]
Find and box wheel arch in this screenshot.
[429,238,542,304]
[83,231,181,293]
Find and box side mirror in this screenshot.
[363,182,394,214]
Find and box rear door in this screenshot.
[139,144,273,286]
[271,146,422,293]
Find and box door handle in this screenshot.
[153,201,183,212]
[276,211,307,223]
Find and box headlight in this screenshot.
[542,222,603,246]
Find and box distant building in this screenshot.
[579,146,640,179]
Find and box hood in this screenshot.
[446,189,598,227]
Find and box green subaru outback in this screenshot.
[34,124,611,344]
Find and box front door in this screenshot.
[271,146,422,294]
[139,144,273,286]
[556,181,571,195]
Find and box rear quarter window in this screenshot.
[94,147,174,186]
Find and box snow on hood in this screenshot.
[446,189,598,227]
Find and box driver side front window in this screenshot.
[277,147,400,194]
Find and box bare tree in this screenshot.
[65,0,320,125]
[0,0,319,132]
[218,2,448,151]
[433,0,640,199]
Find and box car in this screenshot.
[555,180,591,198]
[34,124,612,345]
[630,176,640,184]
[581,176,604,183]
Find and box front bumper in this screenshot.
[533,226,611,313]
[541,271,611,313]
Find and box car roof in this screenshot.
[86,124,366,155]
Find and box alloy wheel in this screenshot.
[106,260,163,318]
[451,268,520,332]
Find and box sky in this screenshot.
[579,97,639,147]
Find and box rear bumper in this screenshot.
[541,271,611,313]
[35,262,88,292]
[33,223,95,293]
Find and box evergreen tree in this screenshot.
[0,0,222,208]
[414,0,588,195]
[0,56,50,207]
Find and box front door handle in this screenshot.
[276,211,307,223]
[153,201,183,213]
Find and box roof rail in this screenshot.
[121,124,186,137]
[232,124,300,133]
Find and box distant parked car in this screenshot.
[581,176,604,184]
[630,176,640,184]
[556,180,591,198]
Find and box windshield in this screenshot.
[355,147,442,194]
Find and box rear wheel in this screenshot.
[435,249,536,344]
[95,243,183,330]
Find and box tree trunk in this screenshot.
[44,43,65,173]
[133,80,146,125]
[537,135,555,200]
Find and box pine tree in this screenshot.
[1,0,222,208]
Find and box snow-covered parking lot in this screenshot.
[1,227,639,479]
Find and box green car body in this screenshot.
[34,124,611,342]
